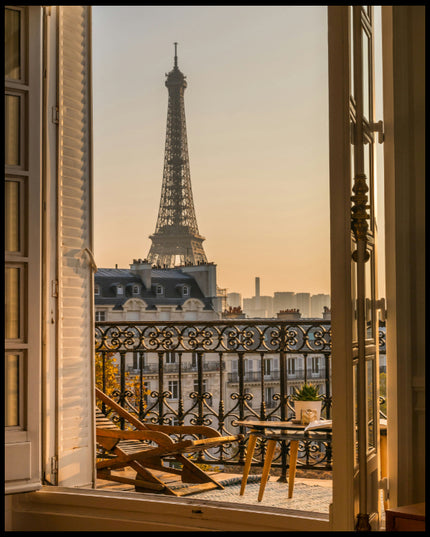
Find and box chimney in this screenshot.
[129,258,152,290]
[277,308,302,320]
[255,277,260,298]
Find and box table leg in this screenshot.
[240,433,258,496]
[288,440,299,499]
[258,439,277,502]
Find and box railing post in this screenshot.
[138,351,145,421]
[119,351,126,429]
[196,351,204,426]
[279,323,288,482]
[177,352,184,425]
[218,352,225,435]
[101,351,106,415]
[237,351,247,463]
[157,351,164,425]
[259,352,267,420]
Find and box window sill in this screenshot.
[9,485,330,532]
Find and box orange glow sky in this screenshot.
[92,6,331,298]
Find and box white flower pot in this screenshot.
[294,400,322,424]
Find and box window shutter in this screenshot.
[56,6,94,487]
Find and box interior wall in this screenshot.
[382,5,425,508]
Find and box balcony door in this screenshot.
[328,6,382,530]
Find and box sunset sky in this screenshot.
[91,6,368,299]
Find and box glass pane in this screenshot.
[5,354,20,427]
[5,180,20,252]
[5,94,21,166]
[362,29,370,119]
[5,8,21,80]
[367,359,375,450]
[5,267,20,339]
[364,143,374,232]
[353,362,359,465]
[351,258,358,342]
[365,251,374,339]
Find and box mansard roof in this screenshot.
[94,267,213,310]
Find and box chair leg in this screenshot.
[258,439,277,502]
[240,433,258,496]
[288,440,299,499]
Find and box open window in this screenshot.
[4,5,425,533]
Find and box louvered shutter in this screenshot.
[57,6,95,487]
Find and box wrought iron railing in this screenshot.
[95,319,334,478]
[95,320,386,478]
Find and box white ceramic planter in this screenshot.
[294,400,322,424]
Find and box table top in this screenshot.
[236,419,333,433]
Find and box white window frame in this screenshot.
[5,5,42,494]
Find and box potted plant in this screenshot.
[292,382,323,424]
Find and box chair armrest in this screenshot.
[143,423,223,438]
[96,427,174,446]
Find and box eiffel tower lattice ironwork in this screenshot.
[147,44,208,267]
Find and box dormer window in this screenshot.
[182,285,190,297]
[116,284,124,296]
[155,284,164,296]
[94,284,100,295]
[132,285,140,295]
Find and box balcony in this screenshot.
[95,319,386,508]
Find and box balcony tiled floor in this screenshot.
[95,468,333,516]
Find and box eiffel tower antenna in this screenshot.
[147,45,208,267]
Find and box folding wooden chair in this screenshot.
[95,387,243,496]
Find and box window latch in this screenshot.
[52,106,59,124]
[370,120,384,143]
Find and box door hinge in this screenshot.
[51,279,58,298]
[51,455,58,475]
[379,476,389,500]
[52,106,59,124]
[370,120,384,143]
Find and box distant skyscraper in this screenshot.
[273,292,297,314]
[295,292,311,318]
[147,44,207,267]
[227,292,242,309]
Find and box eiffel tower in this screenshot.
[147,44,208,267]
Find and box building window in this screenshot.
[116,284,123,295]
[133,352,145,370]
[311,357,320,374]
[155,284,164,296]
[168,380,178,399]
[288,358,296,376]
[265,386,275,406]
[264,358,272,376]
[94,284,100,295]
[95,311,106,321]
[165,351,176,364]
[182,285,189,297]
[132,285,139,295]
